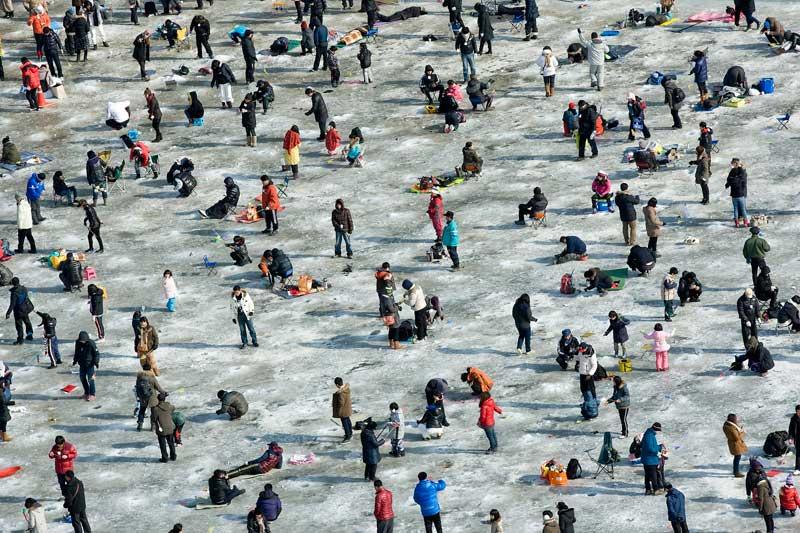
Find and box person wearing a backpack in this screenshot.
[723,413,748,478]
[626,93,650,141]
[6,277,34,345]
[663,78,684,129]
[606,376,630,437]
[603,311,629,358]
[665,484,688,533]
[135,362,165,431]
[556,501,575,532]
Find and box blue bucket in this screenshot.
[596,199,610,212]
[127,129,140,141]
[759,78,774,94]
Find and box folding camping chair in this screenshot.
[776,111,792,130]
[586,431,619,479]
[106,160,126,192]
[510,14,525,32]
[365,27,379,43]
[202,255,218,275]
[710,139,720,153]
[174,27,191,52]
[277,176,291,198]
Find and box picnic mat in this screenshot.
[685,11,734,23]
[607,45,637,61]
[0,152,53,172]
[605,268,628,291]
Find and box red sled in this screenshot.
[0,466,22,478]
[61,384,78,394]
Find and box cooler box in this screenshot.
[759,78,774,94]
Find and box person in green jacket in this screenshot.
[442,211,460,270]
[742,226,770,287]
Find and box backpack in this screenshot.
[763,431,789,457]
[135,376,153,400]
[398,319,416,342]
[270,36,289,54]
[673,87,686,103]
[560,273,575,295]
[566,458,582,479]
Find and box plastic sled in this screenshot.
[660,18,679,26]
[273,286,327,299]
[235,212,263,224]
[193,497,229,510]
[0,466,22,478]
[605,268,628,291]
[410,175,465,193]
[62,384,78,393]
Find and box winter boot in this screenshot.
[1,432,11,442]
[734,219,739,228]
[251,136,257,147]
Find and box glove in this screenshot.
[248,312,254,317]
[232,319,237,324]
[577,28,582,34]
[745,321,751,327]
[532,317,538,322]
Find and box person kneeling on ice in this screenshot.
[516,186,548,225]
[591,171,614,213]
[199,177,239,219]
[556,329,580,370]
[459,141,483,175]
[627,245,656,276]
[439,92,463,133]
[226,236,252,266]
[208,469,246,505]
[417,403,445,439]
[780,474,800,516]
[555,235,587,264]
[226,441,283,479]
[583,267,612,296]
[216,389,249,420]
[58,252,84,292]
[778,296,800,332]
[731,337,774,376]
[345,135,364,167]
[580,390,598,420]
[260,248,293,288]
[465,74,493,111]
[677,271,703,306]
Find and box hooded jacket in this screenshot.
[475,3,494,39]
[85,152,104,186]
[256,488,282,521]
[666,487,686,521]
[558,506,576,533]
[331,201,353,233]
[614,190,640,222]
[512,295,536,329]
[689,55,708,83]
[604,316,630,343]
[241,30,257,62]
[267,249,292,278]
[22,501,48,533]
[455,31,477,54]
[17,198,33,230]
[536,49,558,77]
[26,173,45,202]
[641,427,661,466]
[723,420,748,456]
[72,331,99,368]
[88,284,103,315]
[186,91,205,119]
[211,62,236,86]
[64,477,86,513]
[478,396,502,428]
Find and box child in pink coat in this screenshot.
[643,323,674,371]
[591,171,614,213]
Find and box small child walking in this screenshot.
[357,42,372,84]
[387,402,405,457]
[327,46,340,87]
[325,121,341,155]
[162,269,177,312]
[780,474,800,516]
[300,21,313,55]
[603,310,630,357]
[643,323,673,371]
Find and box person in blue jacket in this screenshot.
[555,235,587,264]
[442,211,460,270]
[312,23,329,71]
[689,50,708,103]
[413,472,446,533]
[26,172,46,225]
[642,422,663,495]
[665,483,688,532]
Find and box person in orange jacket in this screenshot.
[780,474,800,516]
[259,175,281,235]
[325,120,341,155]
[478,391,502,453]
[27,6,50,59]
[461,366,493,395]
[19,58,41,110]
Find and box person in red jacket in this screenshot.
[259,175,281,235]
[478,391,502,454]
[373,479,394,533]
[427,189,444,242]
[48,435,78,496]
[130,140,158,179]
[27,6,51,59]
[780,474,800,516]
[19,58,41,111]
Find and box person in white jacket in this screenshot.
[535,46,559,97]
[577,342,598,399]
[162,270,177,312]
[23,497,48,533]
[231,285,258,349]
[105,100,131,130]
[386,402,405,457]
[401,279,427,341]
[15,194,36,253]
[577,29,609,91]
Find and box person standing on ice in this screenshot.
[789,405,800,475]
[360,418,384,481]
[64,470,92,533]
[414,472,446,533]
[512,293,537,355]
[86,284,104,340]
[162,270,177,312]
[723,413,747,478]
[743,226,770,288]
[332,376,353,442]
[49,435,78,496]
[15,194,36,254]
[604,311,629,358]
[442,211,460,270]
[455,26,477,83]
[331,198,353,258]
[373,479,394,533]
[6,277,34,345]
[577,29,608,91]
[231,285,258,349]
[664,484,688,533]
[641,422,663,495]
[575,100,598,160]
[725,158,749,228]
[478,391,502,453]
[427,189,444,242]
[151,392,177,463]
[304,86,328,140]
[73,331,99,401]
[425,378,450,427]
[402,279,428,342]
[36,311,62,367]
[644,323,673,372]
[523,0,538,40]
[80,199,104,253]
[737,287,759,350]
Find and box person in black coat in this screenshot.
[64,471,92,533]
[254,80,274,114]
[677,271,703,306]
[725,159,748,226]
[364,0,377,29]
[722,65,748,90]
[442,0,463,28]
[754,266,778,310]
[189,15,213,59]
[304,87,329,140]
[424,378,450,426]
[584,267,612,296]
[576,100,598,160]
[310,0,325,27]
[556,329,579,370]
[360,419,384,480]
[6,277,34,344]
[208,470,246,505]
[737,288,759,349]
[71,11,91,62]
[265,249,293,286]
[512,293,537,354]
[36,311,62,367]
[210,59,236,109]
[73,331,99,399]
[357,42,372,83]
[239,93,257,147]
[58,252,84,291]
[604,310,630,357]
[789,405,800,472]
[42,27,64,78]
[200,177,239,219]
[626,245,655,276]
[475,3,493,54]
[241,29,257,84]
[557,501,576,533]
[184,91,205,125]
[419,65,445,104]
[132,30,151,80]
[732,0,759,31]
[614,183,641,246]
[524,0,539,40]
[79,199,104,253]
[516,186,548,224]
[166,157,194,186]
[555,235,587,264]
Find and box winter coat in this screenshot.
[23,502,48,533]
[725,167,747,197]
[678,273,702,300]
[666,487,686,521]
[71,17,90,51]
[542,517,560,533]
[43,30,63,55]
[132,33,150,62]
[325,128,341,152]
[579,105,599,135]
[663,79,683,110]
[558,336,579,357]
[357,46,372,68]
[208,475,232,504]
[643,329,671,353]
[734,0,756,13]
[604,316,630,344]
[558,507,576,533]
[331,205,353,233]
[21,61,41,90]
[694,150,710,184]
[256,488,282,521]
[690,56,708,83]
[614,191,640,222]
[0,388,10,424]
[476,4,494,39]
[224,181,240,206]
[420,72,442,91]
[627,245,655,273]
[17,199,33,230]
[240,99,257,129]
[403,284,426,312]
[218,391,248,415]
[523,192,548,214]
[591,177,611,197]
[374,487,394,520]
[641,427,661,466]
[577,349,598,376]
[723,420,748,456]
[186,91,205,120]
[524,0,538,18]
[442,219,459,247]
[260,183,280,213]
[608,383,630,409]
[388,409,404,440]
[779,485,800,511]
[758,479,778,515]
[326,50,339,70]
[467,367,493,391]
[478,396,502,428]
[150,400,176,436]
[85,154,104,186]
[301,26,314,50]
[88,286,103,315]
[578,33,609,66]
[790,414,800,443]
[136,369,165,407]
[737,294,759,322]
[64,477,86,513]
[267,249,292,278]
[2,139,21,164]
[360,427,384,465]
[49,442,78,474]
[137,324,159,354]
[211,63,236,86]
[231,290,255,317]
[512,297,535,330]
[162,277,177,299]
[536,51,559,77]
[73,331,99,368]
[661,273,677,300]
[455,31,477,55]
[332,384,352,417]
[743,236,770,260]
[146,93,162,121]
[282,129,301,165]
[37,312,57,338]
[643,205,662,238]
[241,34,257,62]
[27,11,50,34]
[189,15,211,38]
[313,24,329,46]
[413,479,446,517]
[59,258,83,287]
[427,195,444,229]
[562,236,586,255]
[306,91,328,122]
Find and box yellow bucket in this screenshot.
[618,359,632,373]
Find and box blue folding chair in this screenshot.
[710,139,720,153]
[776,111,791,130]
[510,14,525,32]
[365,27,379,43]
[202,255,218,275]
[277,176,291,198]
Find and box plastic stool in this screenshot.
[192,117,204,127]
[83,267,97,281]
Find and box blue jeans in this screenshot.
[483,426,497,450]
[2,379,11,402]
[334,229,352,256]
[238,314,257,345]
[447,246,459,268]
[80,366,96,396]
[166,297,176,312]
[732,197,748,221]
[461,53,476,81]
[516,326,531,352]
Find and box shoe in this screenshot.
[96,249,104,254]
[25,334,33,341]
[198,210,208,218]
[240,344,246,350]
[342,436,352,442]
[516,348,523,355]
[170,454,177,461]
[734,472,745,478]
[93,44,97,50]
[575,157,585,161]
[645,490,654,496]
[252,343,259,347]
[665,316,672,322]
[1,432,12,442]
[85,248,94,253]
[47,364,56,369]
[159,458,168,463]
[12,340,22,345]
[347,254,353,259]
[103,41,109,47]
[514,220,527,226]
[6,400,15,406]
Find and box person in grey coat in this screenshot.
[663,78,683,129]
[216,389,249,420]
[304,87,329,140]
[151,392,177,463]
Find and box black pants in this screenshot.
[70,510,92,533]
[364,463,377,480]
[670,108,681,128]
[88,226,104,251]
[0,56,4,80]
[423,513,443,533]
[16,229,35,252]
[750,258,766,288]
[367,9,376,29]
[377,518,394,533]
[479,37,492,54]
[76,49,88,62]
[700,181,709,203]
[94,315,105,339]
[448,9,463,27]
[57,473,69,496]
[525,16,538,36]
[447,246,459,268]
[25,88,39,109]
[578,133,597,157]
[341,416,352,438]
[341,0,352,7]
[196,35,213,58]
[628,119,650,140]
[227,463,261,478]
[317,120,326,139]
[264,209,278,232]
[130,7,139,23]
[579,374,596,398]
[763,514,774,533]
[137,59,147,79]
[414,309,428,340]
[670,519,689,533]
[244,126,256,138]
[152,118,162,139]
[105,118,129,130]
[330,67,340,87]
[245,61,255,83]
[313,45,328,70]
[294,0,303,20]
[644,464,659,492]
[46,51,64,77]
[648,236,658,254]
[136,399,148,426]
[34,33,45,57]
[157,434,177,460]
[618,408,629,436]
[740,319,757,350]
